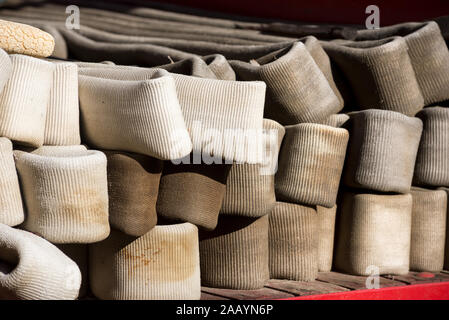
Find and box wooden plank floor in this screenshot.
[201,271,449,300]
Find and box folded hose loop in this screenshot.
[0,54,54,147]
[89,223,201,300]
[14,149,110,244]
[0,224,81,300]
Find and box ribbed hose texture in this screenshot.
[78,70,192,160]
[89,223,201,300]
[403,22,449,105]
[14,150,110,244]
[221,164,274,217]
[199,215,269,289]
[302,36,344,108]
[78,65,266,164]
[0,54,54,147]
[0,49,11,93]
[44,62,81,145]
[334,193,412,276]
[275,123,349,208]
[230,42,341,125]
[269,202,318,281]
[322,37,424,116]
[56,244,88,298]
[158,56,217,79]
[41,25,67,59]
[317,205,337,272]
[259,42,341,125]
[441,187,449,271]
[105,150,162,236]
[172,73,266,164]
[413,107,449,187]
[31,145,87,156]
[320,113,350,127]
[221,119,285,217]
[157,161,231,230]
[343,109,423,193]
[0,137,24,226]
[410,187,447,272]
[0,5,289,44]
[203,54,236,80]
[357,21,449,105]
[0,224,81,300]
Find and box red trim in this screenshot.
[160,0,449,25]
[281,282,449,300]
[417,272,436,279]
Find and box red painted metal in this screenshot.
[160,0,449,26]
[418,272,436,279]
[281,282,449,300]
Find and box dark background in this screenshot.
[154,0,449,25]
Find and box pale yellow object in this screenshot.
[0,20,54,57]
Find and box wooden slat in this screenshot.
[316,271,404,290]
[200,292,230,300]
[201,271,449,300]
[201,286,294,300]
[383,271,449,285]
[265,279,349,296]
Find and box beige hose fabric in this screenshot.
[30,145,88,156]
[356,21,449,106]
[410,187,447,272]
[0,137,24,227]
[56,244,89,298]
[78,69,192,160]
[157,161,231,230]
[320,113,350,127]
[0,49,11,93]
[322,37,424,116]
[269,202,318,281]
[203,54,236,80]
[14,149,110,244]
[335,192,412,276]
[0,54,54,147]
[220,119,285,217]
[230,42,341,125]
[89,223,201,300]
[157,56,217,79]
[0,3,448,300]
[44,62,81,146]
[317,205,337,272]
[413,107,449,187]
[199,215,269,289]
[105,150,162,236]
[343,109,423,193]
[78,64,267,164]
[0,224,81,300]
[441,187,449,271]
[275,123,349,208]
